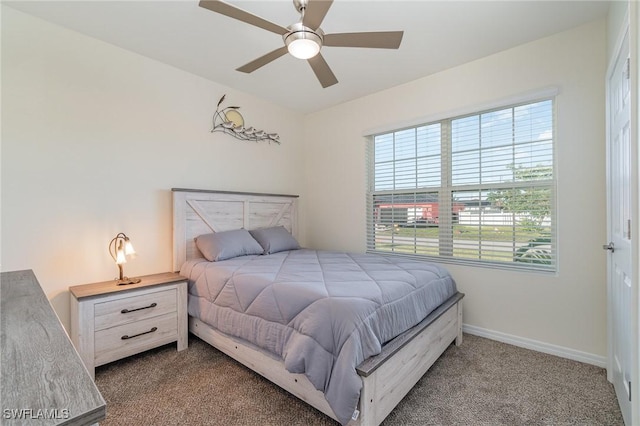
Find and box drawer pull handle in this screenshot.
[121,327,158,340]
[121,302,157,314]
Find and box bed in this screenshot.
[172,188,464,425]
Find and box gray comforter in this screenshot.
[181,249,457,425]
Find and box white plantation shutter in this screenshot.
[366,99,556,272]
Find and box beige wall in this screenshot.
[303,20,608,359]
[1,7,306,330]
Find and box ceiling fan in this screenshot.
[198,0,404,88]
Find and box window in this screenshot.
[366,99,555,271]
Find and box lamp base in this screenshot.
[116,277,142,286]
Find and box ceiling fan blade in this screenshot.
[323,31,404,49]
[199,0,289,36]
[302,0,333,31]
[236,46,289,73]
[307,53,338,88]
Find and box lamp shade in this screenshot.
[124,238,136,256]
[115,246,127,265]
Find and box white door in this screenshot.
[607,27,632,426]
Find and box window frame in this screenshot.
[366,97,557,273]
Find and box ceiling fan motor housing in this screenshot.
[284,22,324,59]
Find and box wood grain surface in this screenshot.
[1,270,106,425]
[69,271,184,299]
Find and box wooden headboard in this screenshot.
[172,188,299,271]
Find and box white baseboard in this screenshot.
[462,324,607,368]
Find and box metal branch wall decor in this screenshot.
[210,95,280,144]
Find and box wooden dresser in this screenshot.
[1,270,106,425]
[69,272,188,378]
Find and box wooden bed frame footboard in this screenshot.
[189,294,463,426]
[172,188,464,425]
[356,292,463,425]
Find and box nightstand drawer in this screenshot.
[94,288,177,331]
[94,312,178,366]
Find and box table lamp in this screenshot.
[109,233,142,285]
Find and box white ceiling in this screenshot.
[5,0,611,114]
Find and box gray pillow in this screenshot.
[195,229,263,261]
[249,226,300,254]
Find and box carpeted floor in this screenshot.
[95,334,623,425]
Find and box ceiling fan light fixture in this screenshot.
[288,37,320,59]
[284,24,323,60]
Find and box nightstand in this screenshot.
[69,272,188,379]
